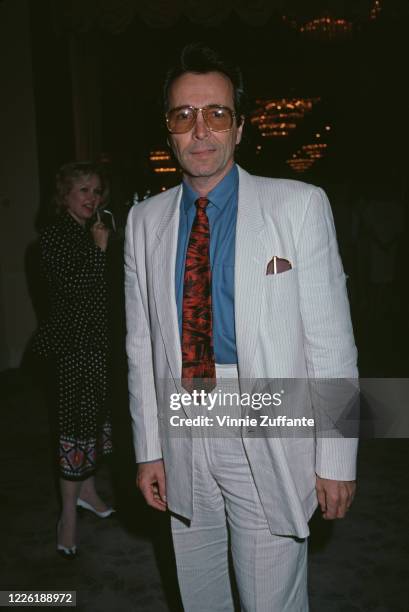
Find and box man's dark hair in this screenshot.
[163,43,246,124]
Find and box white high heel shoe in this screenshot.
[57,543,77,559]
[76,498,115,518]
[56,521,77,559]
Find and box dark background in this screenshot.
[30,0,408,202]
[28,0,409,377]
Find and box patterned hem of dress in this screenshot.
[58,431,112,480]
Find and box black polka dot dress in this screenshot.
[32,212,112,481]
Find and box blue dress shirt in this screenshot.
[175,164,238,364]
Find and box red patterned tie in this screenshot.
[182,197,216,393]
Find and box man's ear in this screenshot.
[236,116,245,145]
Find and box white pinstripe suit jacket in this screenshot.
[124,165,358,538]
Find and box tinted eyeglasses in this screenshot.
[166,105,236,134]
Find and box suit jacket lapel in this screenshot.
[235,166,266,376]
[152,167,269,381]
[152,186,183,383]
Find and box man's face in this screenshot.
[167,72,243,189]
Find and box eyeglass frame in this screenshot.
[165,104,237,134]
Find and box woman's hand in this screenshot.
[91,218,110,252]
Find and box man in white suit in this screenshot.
[125,44,358,611]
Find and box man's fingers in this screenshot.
[157,472,167,503]
[136,461,167,512]
[323,493,339,519]
[316,477,356,520]
[139,481,167,511]
[316,486,327,514]
[336,486,354,518]
[336,487,350,518]
[148,496,167,511]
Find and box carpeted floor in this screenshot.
[1,369,408,612]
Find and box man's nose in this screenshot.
[192,110,209,139]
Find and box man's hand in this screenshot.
[137,460,167,512]
[315,475,356,519]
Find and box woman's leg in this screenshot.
[58,478,81,548]
[79,475,111,512]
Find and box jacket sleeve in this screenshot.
[296,186,359,481]
[124,206,162,462]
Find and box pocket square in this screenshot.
[266,256,292,275]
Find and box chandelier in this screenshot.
[299,16,353,39]
[149,149,177,174]
[286,129,330,173]
[250,97,320,138]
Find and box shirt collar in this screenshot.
[60,211,87,232]
[182,164,238,213]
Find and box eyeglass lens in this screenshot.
[167,106,234,133]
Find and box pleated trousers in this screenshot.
[171,365,309,612]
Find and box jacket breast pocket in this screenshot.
[263,267,299,317]
[264,267,297,286]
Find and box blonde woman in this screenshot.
[33,162,114,559]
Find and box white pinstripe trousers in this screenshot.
[171,367,309,612]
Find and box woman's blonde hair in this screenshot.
[54,161,109,213]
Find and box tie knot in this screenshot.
[195,197,209,211]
